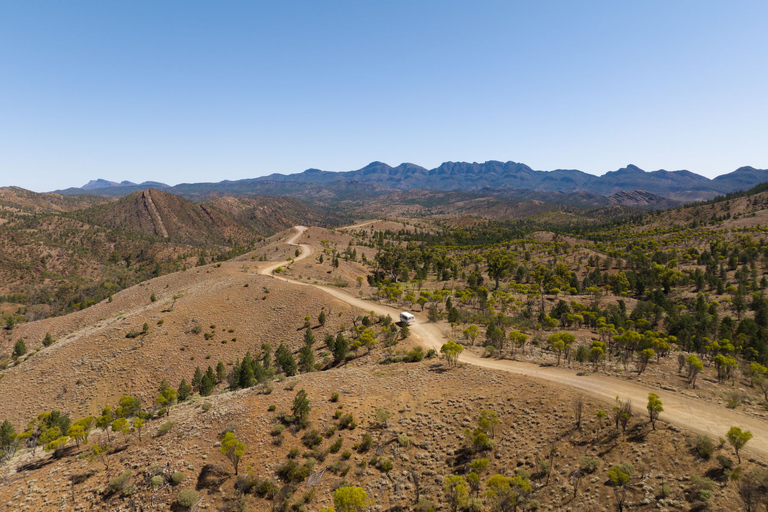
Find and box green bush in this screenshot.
[201,402,212,412]
[157,421,174,437]
[302,429,323,449]
[329,437,343,453]
[694,435,715,459]
[357,433,373,453]
[176,489,200,508]
[171,472,185,485]
[150,475,163,490]
[108,470,131,494]
[338,413,356,430]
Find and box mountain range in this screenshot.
[56,161,768,203]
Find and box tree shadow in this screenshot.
[428,363,449,374]
[196,464,230,492]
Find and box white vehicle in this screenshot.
[399,312,415,325]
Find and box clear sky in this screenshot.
[1,1,767,192]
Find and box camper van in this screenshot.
[399,312,415,325]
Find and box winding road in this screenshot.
[262,226,768,459]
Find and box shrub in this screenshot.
[268,405,277,412]
[329,437,343,453]
[255,480,279,499]
[404,347,425,362]
[694,435,715,459]
[578,456,601,474]
[201,402,212,412]
[357,433,373,453]
[397,435,411,448]
[171,472,185,485]
[374,457,393,473]
[150,475,163,490]
[302,429,323,449]
[331,392,340,402]
[157,421,174,437]
[338,413,356,430]
[575,344,589,363]
[341,450,352,460]
[176,489,200,508]
[108,470,131,494]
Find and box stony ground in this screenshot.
[1,361,756,512]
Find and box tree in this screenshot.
[0,420,17,457]
[333,485,374,512]
[443,476,468,512]
[177,379,192,401]
[292,389,311,428]
[726,426,753,464]
[573,395,585,430]
[440,340,464,368]
[192,366,203,392]
[646,393,663,430]
[333,333,349,365]
[686,354,704,387]
[132,417,144,442]
[155,388,178,415]
[485,249,515,290]
[508,330,528,353]
[95,407,113,442]
[111,418,130,443]
[88,443,111,472]
[298,341,315,373]
[637,348,655,375]
[67,417,93,448]
[42,332,55,347]
[200,366,216,396]
[275,344,297,376]
[478,409,500,438]
[220,431,246,475]
[318,310,327,327]
[463,325,479,346]
[12,339,26,358]
[216,361,227,383]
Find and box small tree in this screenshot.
[686,354,704,387]
[88,443,111,472]
[111,418,130,443]
[646,393,663,430]
[573,395,585,430]
[443,476,468,512]
[318,310,327,327]
[177,379,192,401]
[216,361,227,383]
[12,339,26,359]
[333,485,374,512]
[637,348,654,375]
[192,366,203,392]
[726,426,753,464]
[275,344,297,376]
[463,325,479,346]
[132,417,145,442]
[440,340,464,368]
[292,389,311,428]
[220,431,246,475]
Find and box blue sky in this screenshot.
[1,1,767,191]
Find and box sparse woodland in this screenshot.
[3,183,768,510]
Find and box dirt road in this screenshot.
[262,226,768,459]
